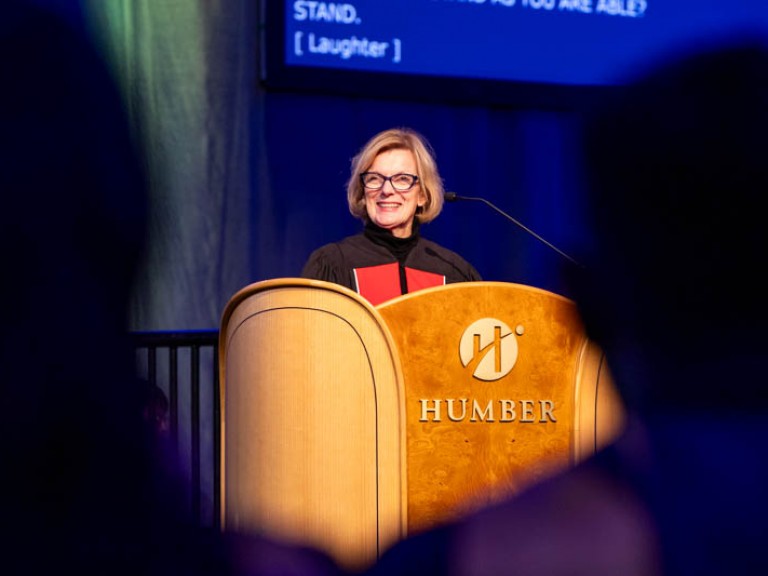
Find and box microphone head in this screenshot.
[444,191,458,202]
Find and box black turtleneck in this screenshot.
[363,220,420,262]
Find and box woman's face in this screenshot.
[364,148,425,238]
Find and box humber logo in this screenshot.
[459,318,522,381]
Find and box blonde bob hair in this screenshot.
[347,127,444,224]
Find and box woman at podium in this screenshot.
[302,127,481,306]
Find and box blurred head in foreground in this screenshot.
[0,2,341,575]
[576,36,768,415]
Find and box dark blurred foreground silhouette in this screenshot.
[0,2,342,575]
[362,37,768,576]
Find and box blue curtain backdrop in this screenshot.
[62,0,589,332]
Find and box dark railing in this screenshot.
[130,330,220,528]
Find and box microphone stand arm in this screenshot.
[452,194,583,268]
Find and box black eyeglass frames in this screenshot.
[360,172,419,192]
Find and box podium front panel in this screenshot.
[377,281,622,533]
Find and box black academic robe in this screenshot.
[302,229,481,306]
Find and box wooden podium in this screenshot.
[218,279,624,571]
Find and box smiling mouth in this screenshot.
[377,202,400,209]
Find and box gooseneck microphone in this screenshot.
[445,191,583,268]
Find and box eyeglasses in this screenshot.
[360,172,420,192]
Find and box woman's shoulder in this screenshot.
[418,237,472,264]
[303,232,391,271]
[415,237,482,282]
